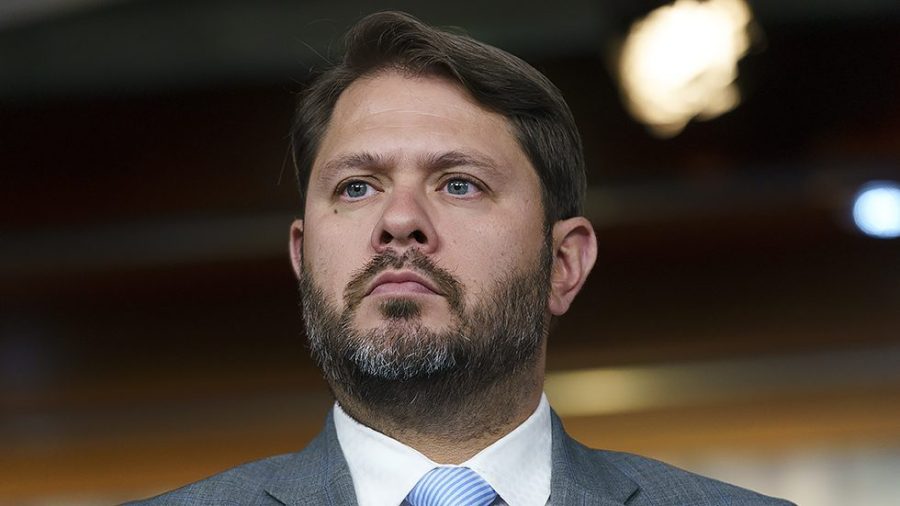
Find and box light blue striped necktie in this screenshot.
[406,466,497,506]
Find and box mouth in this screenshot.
[365,270,444,297]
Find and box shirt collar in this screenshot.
[333,394,552,506]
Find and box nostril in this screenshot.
[376,228,428,248]
[410,230,427,244]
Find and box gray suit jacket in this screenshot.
[131,410,794,505]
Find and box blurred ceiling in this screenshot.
[1,0,900,98]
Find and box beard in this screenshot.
[298,240,552,438]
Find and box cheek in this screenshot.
[445,214,543,285]
[477,207,544,252]
[304,222,370,303]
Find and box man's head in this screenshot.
[291,11,586,227]
[288,12,596,434]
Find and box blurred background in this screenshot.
[2,0,899,504]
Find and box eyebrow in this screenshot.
[320,151,389,175]
[423,151,501,175]
[312,151,390,190]
[315,149,502,186]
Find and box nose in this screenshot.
[370,185,438,254]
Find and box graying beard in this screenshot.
[302,285,460,381]
[338,304,462,380]
[299,236,552,424]
[346,328,458,380]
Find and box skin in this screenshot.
[290,71,597,463]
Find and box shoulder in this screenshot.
[595,448,795,506]
[125,413,345,505]
[125,452,300,505]
[551,410,795,505]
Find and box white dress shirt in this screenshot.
[333,393,552,506]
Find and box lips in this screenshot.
[365,270,443,297]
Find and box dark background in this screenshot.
[1,1,898,503]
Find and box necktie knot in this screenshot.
[406,466,496,506]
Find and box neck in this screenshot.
[336,364,545,464]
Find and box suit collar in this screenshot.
[550,410,639,505]
[263,410,358,506]
[260,408,639,506]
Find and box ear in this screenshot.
[289,219,304,279]
[548,216,597,316]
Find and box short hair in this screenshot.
[291,11,586,225]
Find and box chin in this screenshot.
[353,313,451,335]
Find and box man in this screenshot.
[134,11,793,506]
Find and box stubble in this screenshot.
[299,242,552,441]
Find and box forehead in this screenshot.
[312,71,533,176]
[332,71,508,133]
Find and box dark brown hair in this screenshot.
[291,11,586,225]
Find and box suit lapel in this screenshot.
[261,408,639,506]
[550,410,639,505]
[263,410,359,506]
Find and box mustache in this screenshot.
[343,249,464,315]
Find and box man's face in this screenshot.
[297,71,548,338]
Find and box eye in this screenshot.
[340,180,374,200]
[442,178,480,197]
